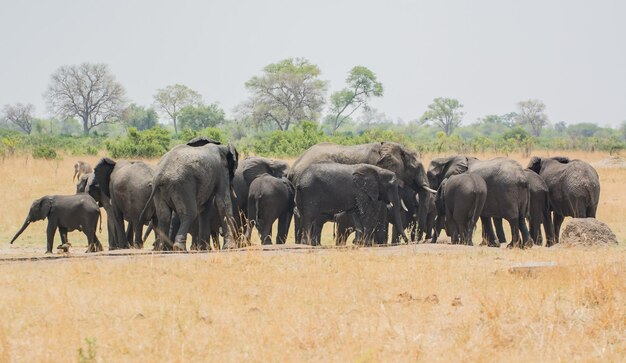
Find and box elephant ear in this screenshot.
[435,179,447,214]
[187,136,221,147]
[94,158,116,198]
[527,156,542,173]
[376,143,403,176]
[552,156,570,164]
[242,158,272,185]
[353,166,380,216]
[38,196,54,219]
[226,143,238,181]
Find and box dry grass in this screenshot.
[0,151,624,361]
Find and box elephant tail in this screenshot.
[139,184,157,230]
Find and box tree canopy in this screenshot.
[328,66,383,133]
[243,58,327,131]
[516,99,548,137]
[420,98,464,136]
[121,104,159,131]
[178,103,226,131]
[45,63,126,135]
[153,84,202,134]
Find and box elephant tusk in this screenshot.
[424,186,437,194]
[400,199,409,212]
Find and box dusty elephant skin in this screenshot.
[559,218,617,246]
[73,161,92,182]
[246,175,295,245]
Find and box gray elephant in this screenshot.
[141,137,238,251]
[523,169,555,246]
[290,142,435,243]
[10,194,102,253]
[431,174,487,245]
[427,156,530,248]
[73,161,92,181]
[93,158,155,249]
[295,163,408,246]
[245,175,295,245]
[232,156,289,235]
[334,202,389,246]
[526,156,600,244]
[77,173,120,250]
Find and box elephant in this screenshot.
[431,173,487,246]
[289,142,435,243]
[416,189,436,242]
[391,186,418,244]
[427,156,530,248]
[245,175,295,245]
[77,172,120,250]
[73,161,93,182]
[93,158,156,249]
[334,202,389,246]
[295,162,408,246]
[526,156,600,244]
[232,156,289,235]
[140,137,238,251]
[523,170,555,246]
[10,194,102,253]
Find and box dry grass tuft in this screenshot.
[0,151,624,361]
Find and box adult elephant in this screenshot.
[93,158,156,249]
[290,142,435,243]
[141,137,238,251]
[295,163,408,246]
[427,156,531,248]
[526,156,600,244]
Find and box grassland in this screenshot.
[0,151,624,361]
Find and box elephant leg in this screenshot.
[58,227,69,247]
[519,215,531,248]
[493,217,507,244]
[45,222,57,254]
[481,217,498,247]
[132,220,144,249]
[312,218,325,246]
[277,211,292,245]
[466,221,475,246]
[543,210,555,247]
[112,208,128,249]
[260,221,273,245]
[196,210,212,251]
[125,222,134,248]
[553,213,565,245]
[154,200,173,251]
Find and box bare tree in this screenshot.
[516,99,548,137]
[2,103,35,134]
[45,63,126,135]
[153,84,202,134]
[420,98,464,136]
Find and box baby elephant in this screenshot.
[10,194,103,253]
[432,174,487,246]
[245,175,295,245]
[73,161,92,182]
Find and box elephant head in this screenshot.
[352,165,408,243]
[427,155,475,189]
[217,143,238,182]
[241,157,289,185]
[94,157,116,198]
[527,156,570,174]
[376,142,435,193]
[10,196,54,244]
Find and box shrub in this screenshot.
[32,146,58,159]
[106,127,171,158]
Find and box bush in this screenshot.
[106,127,171,158]
[252,121,324,157]
[32,146,58,159]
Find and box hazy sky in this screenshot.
[1,0,625,126]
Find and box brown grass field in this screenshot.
[0,151,624,361]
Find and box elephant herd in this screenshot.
[9,138,601,253]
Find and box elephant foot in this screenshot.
[173,242,187,251]
[487,242,500,248]
[45,250,53,254]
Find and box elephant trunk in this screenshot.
[10,218,31,244]
[389,191,408,243]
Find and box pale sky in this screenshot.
[1,0,625,126]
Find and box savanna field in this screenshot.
[0,151,624,361]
